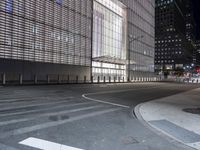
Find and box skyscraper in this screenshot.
[155,0,194,72]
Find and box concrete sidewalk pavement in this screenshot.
[135,88,200,150]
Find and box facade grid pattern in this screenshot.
[0,0,92,66]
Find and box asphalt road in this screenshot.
[0,82,199,150]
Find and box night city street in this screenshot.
[0,82,199,150]
[1,0,200,150]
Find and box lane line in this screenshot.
[83,86,162,96]
[0,101,91,118]
[0,108,121,138]
[82,94,130,108]
[82,86,162,108]
[0,104,102,126]
[0,96,74,103]
[0,100,76,117]
[0,99,73,109]
[19,137,83,150]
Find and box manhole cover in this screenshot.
[183,108,200,115]
[121,136,139,145]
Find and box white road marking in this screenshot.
[0,100,76,117]
[82,94,130,108]
[188,142,200,150]
[1,108,121,138]
[82,86,161,108]
[0,96,74,103]
[83,86,160,96]
[0,98,74,112]
[19,137,84,150]
[0,104,100,126]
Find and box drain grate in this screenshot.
[121,136,139,145]
[183,108,200,115]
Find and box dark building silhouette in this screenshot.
[195,40,200,65]
[155,0,195,72]
[185,0,198,65]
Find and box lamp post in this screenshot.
[128,35,144,82]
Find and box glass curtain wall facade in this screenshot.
[123,0,155,79]
[92,0,127,81]
[0,0,155,83]
[0,0,92,65]
[0,0,92,81]
[92,0,155,81]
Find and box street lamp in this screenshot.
[128,35,144,82]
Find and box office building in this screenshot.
[155,0,194,72]
[0,0,155,83]
[195,40,200,65]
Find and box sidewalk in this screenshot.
[135,88,200,150]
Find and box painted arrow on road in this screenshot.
[19,137,84,150]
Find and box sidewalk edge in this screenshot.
[134,103,196,150]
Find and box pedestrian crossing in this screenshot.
[0,87,122,142]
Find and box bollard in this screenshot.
[19,74,23,85]
[47,75,50,84]
[84,76,86,83]
[67,75,70,83]
[58,75,61,84]
[76,75,78,83]
[2,73,6,85]
[34,75,37,84]
[91,76,93,83]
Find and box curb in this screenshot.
[134,103,196,150]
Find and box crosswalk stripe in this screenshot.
[19,137,84,150]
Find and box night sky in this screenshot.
[193,0,200,39]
